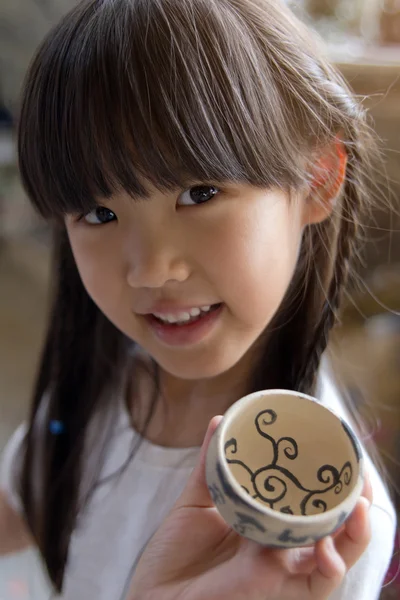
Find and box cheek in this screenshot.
[204,204,303,321]
[67,233,125,312]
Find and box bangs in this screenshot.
[18,0,310,219]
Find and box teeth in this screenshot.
[178,312,191,322]
[153,305,215,324]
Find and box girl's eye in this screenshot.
[83,206,117,225]
[178,185,220,206]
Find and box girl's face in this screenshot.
[65,181,319,380]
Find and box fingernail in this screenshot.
[359,496,371,511]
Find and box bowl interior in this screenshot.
[223,392,361,516]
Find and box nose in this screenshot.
[126,228,190,289]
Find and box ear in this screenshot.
[302,138,348,226]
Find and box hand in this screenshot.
[128,416,372,600]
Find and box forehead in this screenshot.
[18,0,309,221]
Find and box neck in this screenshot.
[129,342,262,448]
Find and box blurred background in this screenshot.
[0,0,399,597]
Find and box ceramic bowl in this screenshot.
[205,389,364,548]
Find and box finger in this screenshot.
[331,473,372,542]
[298,495,372,598]
[174,415,223,510]
[306,535,346,598]
[333,496,371,570]
[286,546,316,575]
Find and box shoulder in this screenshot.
[317,360,396,523]
[317,363,397,598]
[0,428,33,556]
[0,489,33,555]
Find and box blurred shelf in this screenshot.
[0,236,51,287]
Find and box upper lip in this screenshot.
[136,301,220,316]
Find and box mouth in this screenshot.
[150,303,222,326]
[143,303,224,346]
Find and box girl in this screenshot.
[0,0,396,598]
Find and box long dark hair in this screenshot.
[17,0,379,592]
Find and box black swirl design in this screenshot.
[224,409,354,516]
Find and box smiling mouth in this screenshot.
[151,303,222,326]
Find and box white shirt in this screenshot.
[0,372,397,600]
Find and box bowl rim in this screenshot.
[217,388,365,524]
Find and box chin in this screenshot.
[155,349,241,381]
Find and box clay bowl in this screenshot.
[205,389,364,548]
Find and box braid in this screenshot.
[297,144,364,394]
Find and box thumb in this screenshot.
[174,415,223,510]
